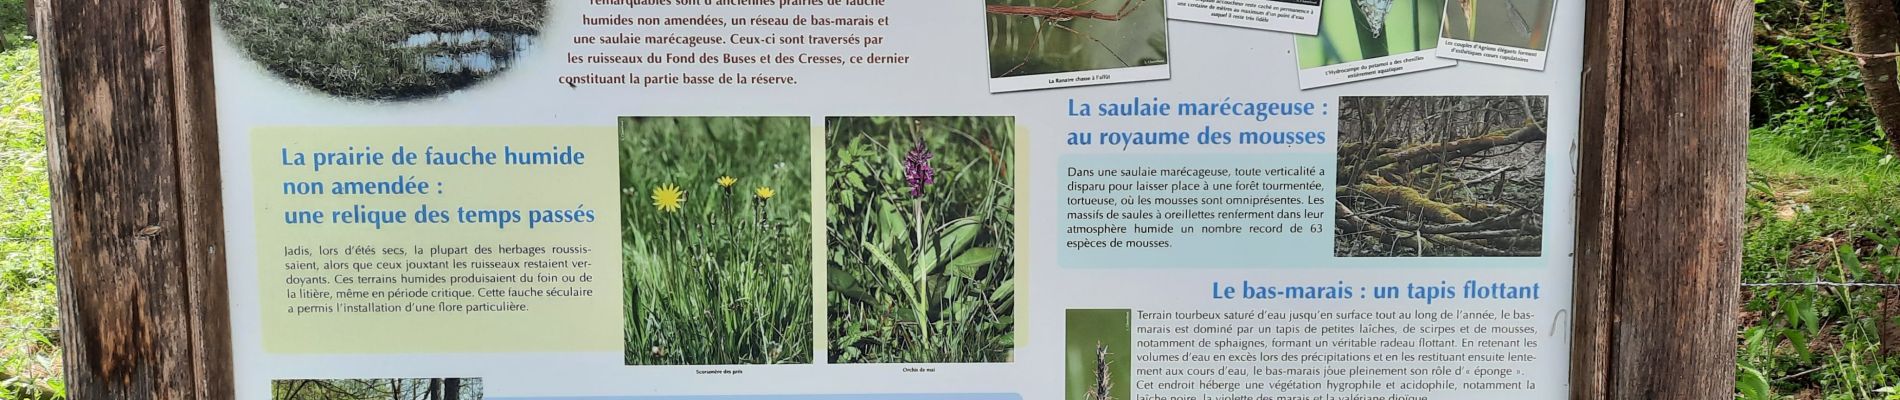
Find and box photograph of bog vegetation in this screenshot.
[985,0,1169,78]
[1296,0,1446,68]
[826,117,1017,363]
[1441,0,1555,50]
[1066,309,1131,400]
[619,117,813,366]
[1334,96,1547,258]
[213,0,547,101]
[271,378,480,400]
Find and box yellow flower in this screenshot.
[754,186,776,201]
[651,184,685,213]
[718,176,737,188]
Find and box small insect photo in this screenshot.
[619,117,814,366]
[1334,96,1548,258]
[826,116,1017,364]
[214,0,548,101]
[1066,309,1131,400]
[1441,0,1556,51]
[984,0,1170,81]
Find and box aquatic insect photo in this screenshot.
[214,0,548,101]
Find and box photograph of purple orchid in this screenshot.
[824,116,1017,363]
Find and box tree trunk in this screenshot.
[1853,0,1900,356]
[443,378,461,400]
[1848,0,1900,152]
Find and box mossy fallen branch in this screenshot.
[1352,184,1468,223]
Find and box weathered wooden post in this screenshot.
[36,0,232,398]
[1570,0,1753,398]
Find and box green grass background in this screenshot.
[0,10,61,396]
[618,117,813,365]
[1065,309,1131,400]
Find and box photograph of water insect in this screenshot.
[826,116,1017,363]
[1066,309,1131,400]
[213,0,547,101]
[1334,96,1548,258]
[619,117,813,366]
[1440,0,1554,50]
[985,0,1169,78]
[1295,0,1446,68]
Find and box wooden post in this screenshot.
[38,0,232,398]
[1571,0,1752,398]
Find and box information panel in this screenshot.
[213,0,1580,398]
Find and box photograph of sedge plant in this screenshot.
[826,116,1018,363]
[619,117,813,366]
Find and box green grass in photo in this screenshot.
[826,116,1017,363]
[1066,309,1131,400]
[619,117,813,365]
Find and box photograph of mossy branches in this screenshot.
[214,0,547,101]
[985,0,1169,78]
[1296,0,1446,68]
[826,117,1017,363]
[619,117,813,366]
[272,378,481,400]
[1334,96,1547,257]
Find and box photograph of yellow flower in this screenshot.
[826,116,1017,363]
[618,117,813,365]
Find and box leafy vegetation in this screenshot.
[618,117,813,366]
[826,117,1016,363]
[0,7,60,395]
[1737,0,1900,398]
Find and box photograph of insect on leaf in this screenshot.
[214,0,547,101]
[1066,309,1131,400]
[1334,96,1548,258]
[826,116,1017,364]
[985,0,1169,78]
[1440,0,1555,50]
[619,117,813,366]
[1295,0,1446,68]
